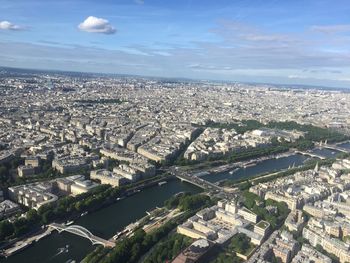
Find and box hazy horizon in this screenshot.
[1,0,350,88]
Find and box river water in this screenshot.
[202,153,309,183]
[311,148,341,158]
[338,142,350,150]
[201,147,343,183]
[3,180,201,263]
[3,147,346,262]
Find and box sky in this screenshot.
[1,0,350,88]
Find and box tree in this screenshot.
[13,218,30,236]
[0,220,14,240]
[26,209,40,223]
[0,165,7,177]
[230,233,251,254]
[129,243,141,262]
[42,210,55,224]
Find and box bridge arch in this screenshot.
[50,224,106,246]
[64,225,94,237]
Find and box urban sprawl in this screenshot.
[1,68,350,263]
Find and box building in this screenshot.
[52,157,91,174]
[272,246,291,263]
[0,200,20,219]
[238,207,258,223]
[56,174,85,194]
[285,210,305,233]
[302,204,326,218]
[113,165,141,182]
[25,156,40,167]
[90,169,128,187]
[8,182,58,209]
[177,199,263,246]
[70,179,99,196]
[265,192,300,210]
[303,226,350,263]
[254,221,270,238]
[172,239,213,263]
[18,165,36,177]
[292,244,332,263]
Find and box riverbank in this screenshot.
[2,180,202,263]
[1,227,53,258]
[0,175,176,260]
[204,150,297,175]
[225,157,337,189]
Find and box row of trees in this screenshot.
[177,120,349,167]
[84,220,179,263]
[266,121,348,143]
[164,192,212,211]
[224,156,337,187]
[229,233,255,255]
[0,209,40,242]
[207,119,348,143]
[0,156,23,188]
[206,119,263,134]
[143,233,192,263]
[212,253,242,263]
[83,193,213,263]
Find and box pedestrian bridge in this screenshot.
[317,141,350,153]
[49,223,115,247]
[322,145,349,153]
[295,151,326,160]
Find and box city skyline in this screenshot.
[1,0,350,88]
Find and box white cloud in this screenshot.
[311,24,350,34]
[78,16,116,34]
[0,21,23,31]
[135,0,144,4]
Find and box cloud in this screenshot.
[2,17,350,88]
[187,64,232,71]
[288,74,350,82]
[302,69,342,74]
[212,21,300,46]
[311,24,350,34]
[135,0,144,4]
[78,16,116,34]
[0,21,24,31]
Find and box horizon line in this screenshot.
[1,64,349,92]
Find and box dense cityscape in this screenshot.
[0,67,350,263]
[1,0,350,262]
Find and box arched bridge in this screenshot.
[295,151,326,160]
[322,145,349,153]
[317,141,350,153]
[49,223,115,247]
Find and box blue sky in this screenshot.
[1,0,350,87]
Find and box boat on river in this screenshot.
[80,211,88,217]
[65,221,74,226]
[229,168,239,174]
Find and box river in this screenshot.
[202,153,310,183]
[201,147,343,183]
[3,180,201,263]
[338,141,350,150]
[311,147,341,158]
[3,146,347,262]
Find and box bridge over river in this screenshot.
[322,145,350,153]
[295,150,326,160]
[49,223,115,247]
